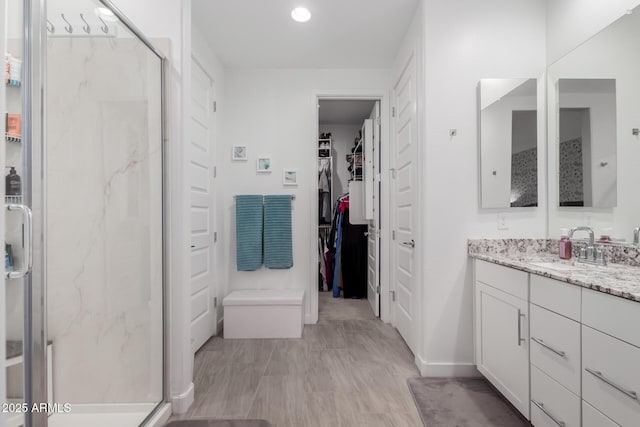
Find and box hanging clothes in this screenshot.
[318,159,332,224]
[340,208,368,299]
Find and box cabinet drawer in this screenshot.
[582,288,640,347]
[475,260,528,301]
[531,365,580,427]
[530,304,581,395]
[582,325,640,426]
[583,400,620,427]
[530,274,580,321]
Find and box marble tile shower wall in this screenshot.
[468,238,640,267]
[46,39,163,403]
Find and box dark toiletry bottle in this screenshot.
[559,228,572,260]
[5,167,21,196]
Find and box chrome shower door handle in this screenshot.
[6,204,33,279]
[401,240,415,248]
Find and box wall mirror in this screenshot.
[479,78,538,208]
[548,7,640,243]
[557,79,617,208]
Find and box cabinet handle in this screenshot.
[585,367,638,401]
[531,337,566,358]
[532,400,565,427]
[401,240,415,248]
[517,310,525,346]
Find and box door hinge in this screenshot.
[376,116,381,126]
[376,229,381,239]
[376,285,380,294]
[213,166,217,178]
[392,107,396,117]
[392,230,396,240]
[390,290,396,302]
[214,231,218,243]
[390,168,396,179]
[375,173,381,183]
[213,101,217,112]
[213,297,218,308]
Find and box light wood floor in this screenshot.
[171,292,422,426]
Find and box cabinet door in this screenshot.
[476,282,530,419]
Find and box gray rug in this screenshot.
[407,377,531,426]
[166,421,271,427]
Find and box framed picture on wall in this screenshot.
[283,169,297,186]
[232,145,247,161]
[257,157,272,173]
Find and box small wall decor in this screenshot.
[232,145,247,161]
[257,157,272,173]
[283,169,298,186]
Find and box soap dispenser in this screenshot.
[559,228,572,260]
[5,166,21,196]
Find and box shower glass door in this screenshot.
[7,0,166,425]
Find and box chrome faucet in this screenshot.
[568,226,606,265]
[634,227,640,245]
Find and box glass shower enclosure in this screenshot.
[4,0,167,425]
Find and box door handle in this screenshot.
[531,337,566,358]
[5,204,33,279]
[401,240,415,248]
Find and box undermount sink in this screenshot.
[528,262,587,272]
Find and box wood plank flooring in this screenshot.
[171,292,422,426]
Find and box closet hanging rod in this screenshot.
[234,195,296,200]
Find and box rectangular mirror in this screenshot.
[558,78,617,208]
[479,78,538,208]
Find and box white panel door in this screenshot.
[190,59,217,353]
[391,56,418,352]
[367,102,381,317]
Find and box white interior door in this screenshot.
[190,59,217,353]
[391,56,418,353]
[367,102,381,317]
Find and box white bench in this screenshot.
[222,289,305,339]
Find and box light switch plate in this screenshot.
[497,212,508,230]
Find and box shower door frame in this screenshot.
[23,0,170,425]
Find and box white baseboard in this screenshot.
[145,403,172,427]
[415,355,481,377]
[171,382,194,414]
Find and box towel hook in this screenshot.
[46,19,55,34]
[80,13,91,34]
[98,16,109,34]
[61,13,72,33]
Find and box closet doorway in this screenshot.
[316,98,383,318]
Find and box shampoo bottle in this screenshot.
[559,228,572,260]
[5,167,21,196]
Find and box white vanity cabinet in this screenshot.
[474,261,530,418]
[473,258,640,427]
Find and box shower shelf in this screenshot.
[5,133,21,144]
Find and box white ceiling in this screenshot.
[191,0,420,69]
[319,100,376,125]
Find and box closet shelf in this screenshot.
[5,133,21,144]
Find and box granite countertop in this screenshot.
[468,239,640,303]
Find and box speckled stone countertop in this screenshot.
[468,239,640,303]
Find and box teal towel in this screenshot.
[235,195,264,271]
[263,195,293,269]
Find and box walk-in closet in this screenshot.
[317,100,381,307]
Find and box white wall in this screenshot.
[546,0,640,64]
[548,10,640,242]
[220,68,391,324]
[111,0,193,412]
[420,0,547,376]
[319,123,362,203]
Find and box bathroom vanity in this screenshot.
[469,240,640,427]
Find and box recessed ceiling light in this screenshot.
[291,7,311,23]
